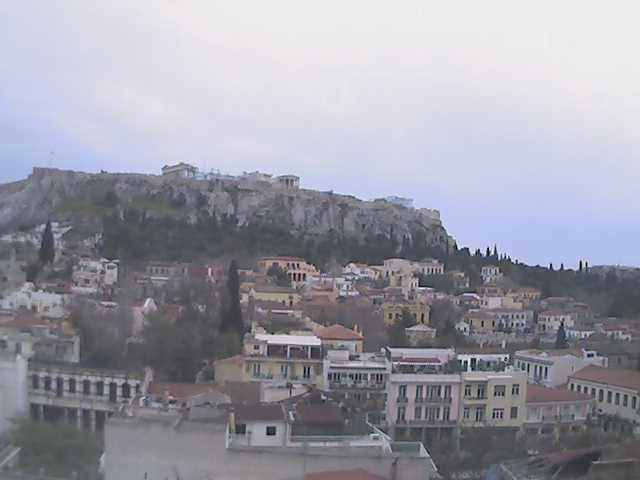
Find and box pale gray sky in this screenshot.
[1,1,639,266]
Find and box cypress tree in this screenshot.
[223,260,243,340]
[493,244,498,258]
[39,221,55,264]
[485,247,491,258]
[555,321,568,349]
[578,260,583,272]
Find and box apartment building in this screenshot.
[524,384,594,436]
[481,266,503,284]
[514,349,607,387]
[72,257,119,290]
[323,350,390,425]
[464,310,497,333]
[458,370,527,429]
[492,309,533,332]
[568,365,640,429]
[243,333,324,386]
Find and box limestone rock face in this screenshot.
[0,168,453,248]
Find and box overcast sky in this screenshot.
[1,1,639,267]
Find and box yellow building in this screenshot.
[242,333,324,386]
[242,285,302,306]
[383,301,430,326]
[459,371,527,429]
[465,310,498,333]
[257,256,318,284]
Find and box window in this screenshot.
[599,389,604,402]
[443,407,450,421]
[235,424,246,435]
[475,407,485,422]
[444,385,452,399]
[83,379,91,395]
[477,385,486,399]
[44,376,51,391]
[623,394,628,407]
[69,378,76,394]
[607,391,612,404]
[415,385,423,400]
[494,385,506,397]
[512,384,520,396]
[510,406,519,419]
[32,375,39,390]
[397,407,406,422]
[615,392,620,406]
[398,385,407,399]
[252,363,261,377]
[464,384,472,397]
[633,397,638,410]
[96,381,104,396]
[492,408,504,420]
[463,407,470,419]
[253,344,260,351]
[266,426,277,436]
[303,366,311,379]
[576,385,581,393]
[414,407,422,420]
[591,388,596,398]
[544,367,548,379]
[280,365,288,378]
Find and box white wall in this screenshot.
[0,354,28,436]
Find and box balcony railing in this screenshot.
[463,395,488,400]
[415,396,453,404]
[397,396,409,404]
[541,414,577,423]
[329,381,385,390]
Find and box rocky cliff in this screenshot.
[0,168,453,251]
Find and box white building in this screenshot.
[455,321,470,336]
[72,258,119,290]
[514,349,607,387]
[1,283,67,318]
[342,263,377,281]
[569,365,640,429]
[566,327,595,341]
[0,353,28,436]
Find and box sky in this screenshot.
[1,1,639,267]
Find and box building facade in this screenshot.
[513,349,607,388]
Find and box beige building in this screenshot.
[459,370,527,429]
[464,310,498,333]
[481,266,503,284]
[383,301,430,326]
[514,349,607,388]
[242,285,302,306]
[257,256,318,285]
[568,365,640,428]
[524,384,594,436]
[536,310,575,335]
[314,324,364,354]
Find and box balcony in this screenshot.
[415,396,452,405]
[463,395,488,401]
[408,418,456,427]
[329,381,385,390]
[397,396,409,404]
[541,414,577,424]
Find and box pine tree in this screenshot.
[555,321,568,349]
[39,221,55,264]
[223,260,243,341]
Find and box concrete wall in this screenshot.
[0,354,28,436]
[104,418,436,480]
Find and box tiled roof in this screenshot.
[570,365,640,391]
[304,469,386,480]
[526,384,593,403]
[295,404,344,425]
[224,381,261,405]
[234,404,285,422]
[314,324,363,341]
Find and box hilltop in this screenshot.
[0,167,453,266]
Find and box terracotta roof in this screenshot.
[305,469,386,480]
[234,404,285,422]
[147,382,219,399]
[295,404,344,425]
[570,365,640,391]
[224,381,261,405]
[314,324,363,341]
[526,384,593,403]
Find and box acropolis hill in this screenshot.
[0,166,453,250]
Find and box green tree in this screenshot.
[222,260,244,341]
[11,419,101,479]
[555,321,568,349]
[38,221,55,264]
[266,264,291,287]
